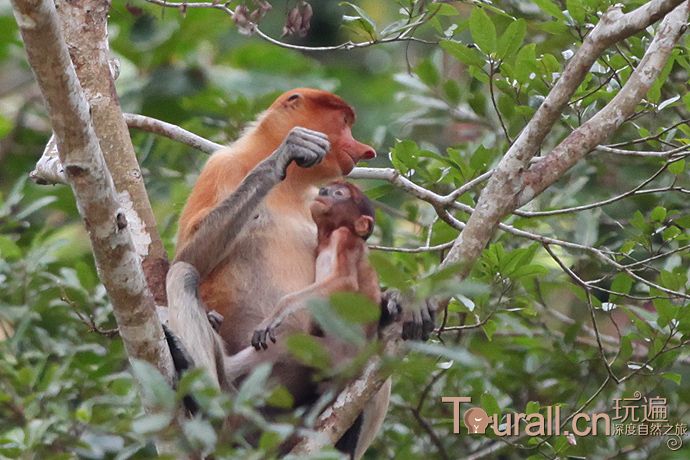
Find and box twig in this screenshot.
[143,0,436,52]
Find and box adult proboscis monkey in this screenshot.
[163,88,434,457]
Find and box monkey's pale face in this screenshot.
[310,183,374,239]
[310,183,352,219]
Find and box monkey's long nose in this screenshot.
[358,142,376,160]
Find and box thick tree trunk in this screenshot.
[54,0,169,304]
[10,0,174,381]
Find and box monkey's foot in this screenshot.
[402,298,436,341]
[380,289,403,326]
[381,289,436,341]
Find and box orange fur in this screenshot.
[175,89,375,400]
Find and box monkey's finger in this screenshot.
[387,297,402,317]
[269,327,277,344]
[251,331,260,350]
[298,131,331,150]
[402,309,423,340]
[292,127,330,145]
[291,139,330,159]
[252,330,267,350]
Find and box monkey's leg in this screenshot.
[166,261,229,390]
[175,127,330,279]
[351,378,391,459]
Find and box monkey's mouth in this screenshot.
[341,153,357,174]
[347,150,375,164]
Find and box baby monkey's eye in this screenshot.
[333,189,346,197]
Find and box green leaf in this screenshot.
[132,413,174,434]
[619,336,633,363]
[630,210,646,230]
[415,59,440,87]
[533,0,566,20]
[266,385,294,409]
[286,333,331,370]
[566,0,586,23]
[609,273,633,304]
[235,363,272,406]
[497,19,526,59]
[330,292,380,324]
[441,40,485,68]
[481,392,500,417]
[482,319,497,341]
[661,372,682,385]
[511,264,548,279]
[182,418,217,454]
[0,236,21,261]
[515,44,536,83]
[526,401,540,414]
[683,92,690,111]
[310,299,365,347]
[15,196,57,220]
[469,8,497,54]
[443,79,461,104]
[390,139,419,173]
[650,206,666,222]
[340,2,377,38]
[669,159,685,175]
[130,360,175,412]
[369,252,408,289]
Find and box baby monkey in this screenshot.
[193,181,390,459]
[251,180,380,351]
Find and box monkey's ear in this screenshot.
[354,215,374,239]
[284,93,302,108]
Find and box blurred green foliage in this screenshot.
[1,0,689,458]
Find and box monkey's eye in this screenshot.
[318,187,328,196]
[333,189,346,197]
[287,94,300,101]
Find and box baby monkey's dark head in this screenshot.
[311,181,375,240]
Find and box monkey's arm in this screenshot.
[251,273,359,350]
[252,230,362,350]
[175,127,330,279]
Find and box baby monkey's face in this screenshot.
[310,182,374,240]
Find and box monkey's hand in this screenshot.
[277,127,330,170]
[381,289,436,341]
[251,316,283,350]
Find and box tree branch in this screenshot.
[123,113,224,154]
[519,3,689,204]
[290,324,402,454]
[441,0,688,273]
[142,0,436,52]
[30,113,224,186]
